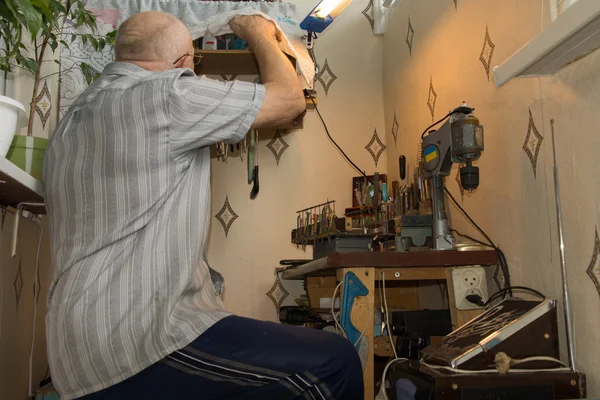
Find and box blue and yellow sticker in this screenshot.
[424,145,438,163]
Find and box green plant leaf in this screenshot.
[81,35,87,45]
[60,39,68,48]
[50,39,58,51]
[98,38,105,50]
[71,34,76,43]
[0,1,18,23]
[21,57,38,74]
[89,36,98,50]
[16,0,43,38]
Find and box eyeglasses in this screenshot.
[172,53,203,66]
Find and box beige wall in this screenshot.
[0,215,52,399]
[383,0,600,394]
[207,0,387,320]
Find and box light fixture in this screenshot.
[300,0,354,33]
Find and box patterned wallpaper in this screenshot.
[382,0,600,394]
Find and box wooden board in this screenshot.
[194,49,296,76]
[341,267,375,400]
[281,251,499,280]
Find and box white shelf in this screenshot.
[493,0,600,87]
[0,156,44,211]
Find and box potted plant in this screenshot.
[0,0,114,180]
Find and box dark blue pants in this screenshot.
[81,315,364,399]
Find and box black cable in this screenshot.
[485,286,546,306]
[420,111,457,139]
[307,94,371,182]
[450,229,493,248]
[444,187,513,296]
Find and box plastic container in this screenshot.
[6,135,49,181]
[0,95,26,157]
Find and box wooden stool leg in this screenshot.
[341,267,375,400]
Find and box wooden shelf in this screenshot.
[0,156,44,212]
[281,250,499,280]
[194,49,296,76]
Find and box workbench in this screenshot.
[281,250,499,400]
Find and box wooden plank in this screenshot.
[375,267,447,281]
[281,250,498,280]
[329,251,499,268]
[194,49,296,76]
[445,267,483,328]
[341,268,375,400]
[373,335,395,357]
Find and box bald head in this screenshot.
[115,12,194,71]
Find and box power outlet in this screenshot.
[452,266,488,310]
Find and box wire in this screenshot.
[450,229,494,248]
[331,282,346,338]
[381,271,398,359]
[485,286,546,306]
[444,187,513,296]
[376,357,410,400]
[307,93,372,183]
[28,223,43,397]
[420,111,458,139]
[421,360,570,375]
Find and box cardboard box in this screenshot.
[305,277,339,310]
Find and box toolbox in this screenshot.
[313,234,378,259]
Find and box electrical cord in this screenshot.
[381,271,398,360]
[307,92,372,184]
[485,286,545,306]
[331,282,346,338]
[28,219,43,397]
[420,359,569,375]
[420,111,459,139]
[444,187,513,296]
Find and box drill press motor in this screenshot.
[421,104,484,250]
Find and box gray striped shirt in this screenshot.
[43,62,265,399]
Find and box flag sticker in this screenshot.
[424,145,438,163]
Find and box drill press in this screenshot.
[421,104,484,250]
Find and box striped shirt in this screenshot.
[43,62,265,399]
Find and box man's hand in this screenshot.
[229,15,304,128]
[229,16,282,43]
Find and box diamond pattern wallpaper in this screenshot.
[479,25,495,81]
[391,112,399,146]
[266,272,289,311]
[215,196,239,237]
[267,130,289,166]
[365,129,386,167]
[362,0,374,29]
[406,18,415,56]
[427,77,437,122]
[586,228,600,299]
[316,59,338,97]
[35,80,52,129]
[523,109,544,178]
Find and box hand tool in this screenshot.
[340,272,369,350]
[241,135,246,163]
[399,155,406,180]
[250,130,259,199]
[247,131,254,184]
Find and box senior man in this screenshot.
[43,10,363,400]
